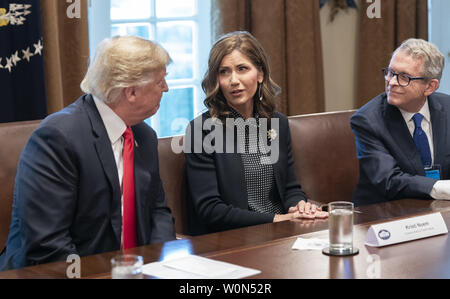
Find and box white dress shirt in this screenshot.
[398,99,450,200]
[93,96,127,192]
[93,96,129,245]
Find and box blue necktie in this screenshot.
[412,113,432,168]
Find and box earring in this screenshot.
[258,83,263,101]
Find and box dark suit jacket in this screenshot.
[185,111,307,235]
[350,92,450,206]
[0,94,175,271]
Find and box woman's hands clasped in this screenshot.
[273,200,329,223]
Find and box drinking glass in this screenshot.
[323,201,359,256]
[111,254,144,279]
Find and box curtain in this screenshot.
[356,0,428,107]
[211,0,325,116]
[40,0,90,114]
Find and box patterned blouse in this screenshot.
[228,108,284,214]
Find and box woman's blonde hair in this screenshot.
[202,31,281,120]
[81,36,171,103]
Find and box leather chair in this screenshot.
[157,136,189,236]
[0,121,191,250]
[0,110,360,246]
[288,110,359,205]
[0,120,41,249]
[157,110,360,236]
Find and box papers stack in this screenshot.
[142,255,261,279]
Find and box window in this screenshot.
[88,0,211,137]
[429,0,450,94]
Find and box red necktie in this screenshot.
[122,127,137,249]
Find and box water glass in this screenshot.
[323,201,358,256]
[111,254,144,279]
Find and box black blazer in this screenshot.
[350,92,450,206]
[185,111,307,235]
[0,94,175,271]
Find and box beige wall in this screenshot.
[320,0,360,112]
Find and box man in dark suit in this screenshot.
[0,36,176,271]
[351,38,450,206]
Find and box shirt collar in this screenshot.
[92,95,127,144]
[399,98,431,124]
[228,106,260,121]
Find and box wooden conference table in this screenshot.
[1,199,450,279]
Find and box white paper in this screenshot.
[292,237,329,251]
[365,212,448,247]
[142,255,261,279]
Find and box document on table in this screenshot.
[292,237,329,251]
[142,255,261,279]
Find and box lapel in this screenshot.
[83,94,122,243]
[429,94,447,167]
[227,153,248,209]
[384,100,425,175]
[221,120,249,209]
[269,118,283,200]
[132,130,152,244]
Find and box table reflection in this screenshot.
[159,239,193,262]
[328,256,355,279]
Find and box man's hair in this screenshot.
[394,38,445,81]
[80,36,171,103]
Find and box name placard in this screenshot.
[365,213,448,247]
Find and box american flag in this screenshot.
[0,0,47,123]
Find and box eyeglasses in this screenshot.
[382,67,425,87]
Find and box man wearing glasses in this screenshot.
[351,38,450,206]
